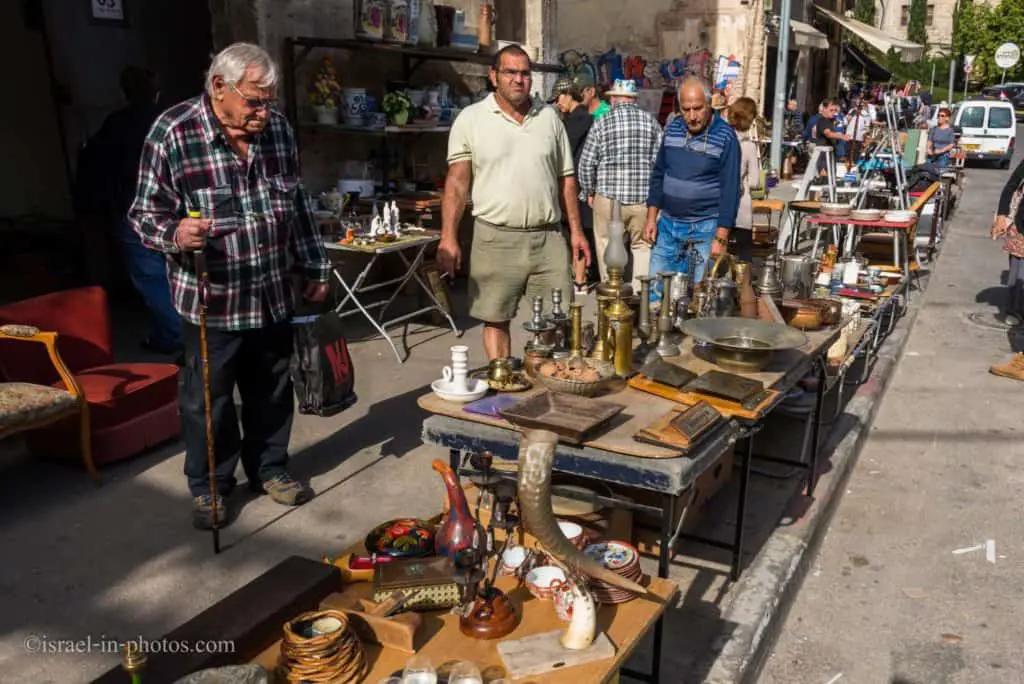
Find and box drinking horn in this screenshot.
[516,429,647,595]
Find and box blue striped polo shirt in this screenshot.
[647,114,741,227]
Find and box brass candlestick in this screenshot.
[655,271,680,357]
[591,293,612,362]
[569,301,584,359]
[547,287,570,353]
[121,642,146,684]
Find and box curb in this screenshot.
[699,289,927,683]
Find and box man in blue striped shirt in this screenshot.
[645,76,740,300]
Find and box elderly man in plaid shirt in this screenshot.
[576,79,663,292]
[129,43,330,529]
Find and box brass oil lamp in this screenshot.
[595,199,634,376]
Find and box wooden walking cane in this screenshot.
[189,210,220,554]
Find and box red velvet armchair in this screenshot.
[0,286,180,479]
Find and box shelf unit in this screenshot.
[282,35,563,197]
[282,36,563,132]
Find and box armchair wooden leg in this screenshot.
[79,403,100,486]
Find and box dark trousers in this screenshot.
[180,316,294,497]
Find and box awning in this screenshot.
[844,42,892,81]
[791,20,829,50]
[815,6,925,62]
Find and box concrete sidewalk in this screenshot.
[760,153,1024,682]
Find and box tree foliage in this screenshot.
[854,0,875,27]
[908,0,928,47]
[954,0,1024,84]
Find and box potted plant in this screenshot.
[308,57,341,124]
[382,91,414,127]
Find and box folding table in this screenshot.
[324,232,461,363]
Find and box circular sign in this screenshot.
[995,43,1020,70]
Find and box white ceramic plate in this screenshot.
[430,377,488,403]
[883,211,917,223]
[584,541,639,571]
[850,209,883,221]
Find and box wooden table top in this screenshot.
[252,536,678,683]
[418,325,842,462]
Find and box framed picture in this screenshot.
[89,0,128,26]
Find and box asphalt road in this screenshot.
[760,133,1024,683]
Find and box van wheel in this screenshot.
[1001,158,1012,169]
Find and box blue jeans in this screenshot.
[116,217,181,350]
[648,215,717,302]
[929,152,951,168]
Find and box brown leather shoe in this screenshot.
[989,353,1024,381]
[258,473,314,506]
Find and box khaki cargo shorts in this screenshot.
[468,220,573,323]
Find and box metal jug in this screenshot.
[704,254,738,318]
[755,252,784,300]
[780,254,816,299]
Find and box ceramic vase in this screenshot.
[386,0,409,43]
[342,88,367,126]
[313,105,338,125]
[356,0,386,39]
[390,108,409,126]
[431,459,480,559]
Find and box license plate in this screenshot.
[963,144,980,151]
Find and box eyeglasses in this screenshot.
[498,69,532,79]
[229,83,275,110]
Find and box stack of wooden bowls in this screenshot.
[583,540,644,604]
[278,610,366,683]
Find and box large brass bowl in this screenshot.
[681,317,809,372]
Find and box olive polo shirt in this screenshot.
[447,94,574,228]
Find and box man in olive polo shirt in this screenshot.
[438,44,591,360]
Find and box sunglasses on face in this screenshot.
[229,83,275,110]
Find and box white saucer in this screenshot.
[430,377,489,403]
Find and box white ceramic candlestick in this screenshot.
[441,344,470,393]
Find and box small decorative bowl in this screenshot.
[532,358,616,397]
[500,545,528,575]
[557,520,585,549]
[525,565,566,601]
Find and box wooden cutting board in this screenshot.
[627,375,780,420]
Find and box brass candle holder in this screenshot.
[655,271,680,357]
[569,301,584,359]
[121,642,146,684]
[591,292,612,362]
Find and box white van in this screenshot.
[954,99,1016,168]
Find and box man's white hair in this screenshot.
[678,75,712,103]
[206,42,278,96]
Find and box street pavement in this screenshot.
[760,136,1024,683]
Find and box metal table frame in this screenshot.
[324,235,461,363]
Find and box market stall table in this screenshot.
[418,325,843,583]
[806,214,916,278]
[91,555,677,684]
[324,231,461,363]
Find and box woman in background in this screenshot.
[927,107,956,168]
[727,96,762,263]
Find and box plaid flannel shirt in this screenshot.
[128,94,329,331]
[577,102,663,206]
